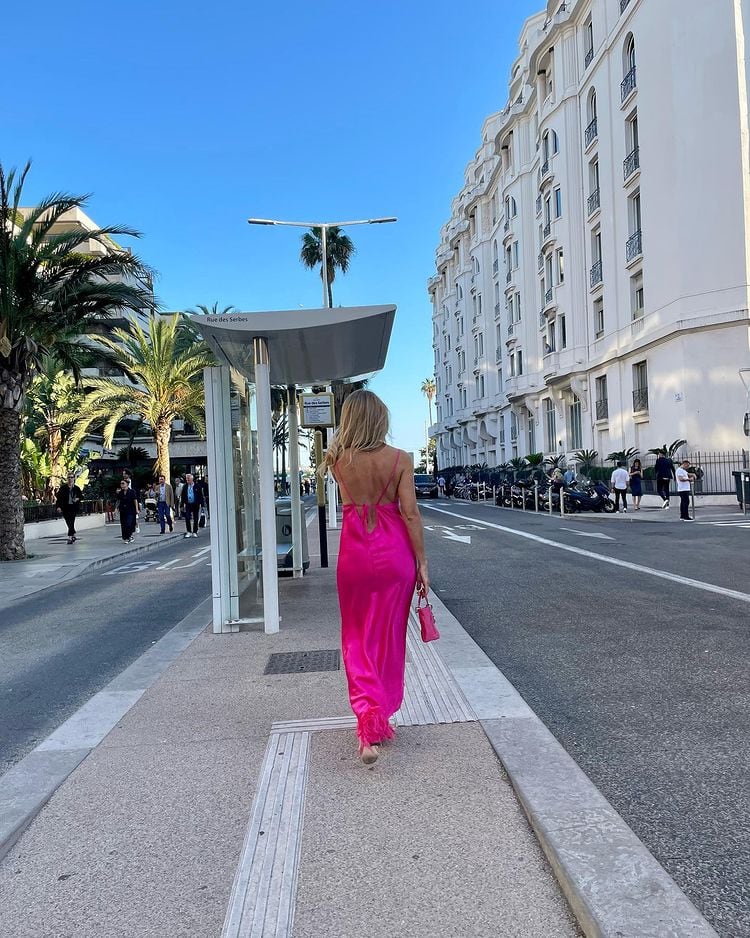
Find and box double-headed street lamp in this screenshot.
[247,215,397,570]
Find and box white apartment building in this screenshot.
[429,0,750,470]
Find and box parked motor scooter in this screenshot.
[564,481,616,513]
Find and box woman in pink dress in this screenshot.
[322,390,429,765]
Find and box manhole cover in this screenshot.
[264,649,341,675]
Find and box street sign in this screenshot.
[300,392,335,428]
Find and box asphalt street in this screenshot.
[422,499,750,938]
[0,534,212,776]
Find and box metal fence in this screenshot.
[23,500,102,524]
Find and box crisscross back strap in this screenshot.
[377,450,401,504]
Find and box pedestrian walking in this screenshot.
[180,472,204,538]
[629,459,643,510]
[156,474,175,533]
[563,466,576,487]
[115,479,139,543]
[55,473,83,544]
[654,451,676,508]
[304,479,311,496]
[174,477,184,518]
[676,459,697,520]
[437,474,446,496]
[323,390,428,766]
[611,461,630,513]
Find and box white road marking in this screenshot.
[423,504,750,605]
[156,558,182,570]
[193,546,212,557]
[441,530,471,545]
[102,561,160,576]
[560,528,614,540]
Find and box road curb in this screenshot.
[0,598,211,864]
[428,591,720,938]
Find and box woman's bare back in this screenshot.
[335,445,404,506]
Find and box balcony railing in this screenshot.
[536,195,542,216]
[504,219,510,232]
[507,322,515,336]
[493,258,499,273]
[505,270,512,284]
[538,251,544,271]
[585,47,594,69]
[595,398,609,420]
[585,117,598,147]
[620,0,632,11]
[590,259,603,287]
[633,387,649,412]
[543,222,551,238]
[545,286,553,305]
[621,66,637,101]
[496,348,503,364]
[539,310,547,327]
[587,187,601,215]
[541,159,551,178]
[494,302,501,317]
[624,146,640,180]
[626,228,642,262]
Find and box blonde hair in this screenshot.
[320,389,389,477]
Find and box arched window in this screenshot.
[588,88,597,123]
[493,240,499,263]
[543,130,560,160]
[510,196,517,217]
[551,130,559,154]
[624,34,636,75]
[473,256,481,274]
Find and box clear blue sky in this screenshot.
[6,0,540,452]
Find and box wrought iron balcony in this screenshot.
[632,387,649,412]
[623,146,640,181]
[545,286,553,305]
[587,187,601,215]
[493,258,499,274]
[620,0,632,14]
[504,218,510,232]
[595,398,609,420]
[496,347,503,364]
[539,310,547,327]
[507,322,515,336]
[543,222,551,239]
[585,117,598,147]
[538,251,544,271]
[541,159,551,178]
[506,270,512,284]
[536,195,542,216]
[494,302,501,318]
[621,66,637,101]
[626,228,642,262]
[590,259,603,287]
[585,47,594,69]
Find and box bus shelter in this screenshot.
[192,305,396,634]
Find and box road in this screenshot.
[0,536,212,776]
[422,498,750,938]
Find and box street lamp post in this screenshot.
[248,215,397,568]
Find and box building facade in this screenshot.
[429,0,750,470]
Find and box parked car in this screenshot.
[414,473,438,498]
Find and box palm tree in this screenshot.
[421,378,436,426]
[73,315,214,482]
[188,302,238,317]
[0,161,155,560]
[300,227,355,307]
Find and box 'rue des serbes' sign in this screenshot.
[300,393,335,428]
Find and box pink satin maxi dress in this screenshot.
[335,452,417,747]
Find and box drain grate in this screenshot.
[264,649,341,675]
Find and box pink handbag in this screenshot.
[417,595,440,643]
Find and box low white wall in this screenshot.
[24,513,106,541]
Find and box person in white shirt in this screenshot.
[437,475,446,497]
[610,461,630,513]
[676,459,696,521]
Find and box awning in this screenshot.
[190,305,396,386]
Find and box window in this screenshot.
[588,158,601,214]
[625,34,636,74]
[476,374,486,398]
[559,314,567,349]
[588,88,598,123]
[458,350,466,372]
[510,411,518,442]
[630,191,642,233]
[517,349,523,375]
[568,395,583,449]
[497,367,503,389]
[458,316,464,336]
[460,387,468,409]
[527,413,536,454]
[512,241,519,268]
[631,273,644,319]
[585,17,594,64]
[513,291,522,322]
[595,375,608,420]
[447,397,454,417]
[556,248,565,284]
[593,229,602,263]
[633,360,649,412]
[554,187,563,218]
[496,323,503,346]
[594,298,604,336]
[545,323,555,354]
[544,197,552,226]
[544,398,557,452]
[473,255,481,275]
[545,255,554,292]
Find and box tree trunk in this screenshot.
[154,422,172,483]
[46,425,63,502]
[0,406,26,560]
[428,398,433,426]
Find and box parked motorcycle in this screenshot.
[564,481,616,513]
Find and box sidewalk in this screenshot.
[0,521,184,606]
[0,528,719,937]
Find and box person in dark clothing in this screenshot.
[115,479,140,543]
[180,472,205,538]
[56,474,83,544]
[654,453,676,508]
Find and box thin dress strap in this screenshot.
[377,450,401,504]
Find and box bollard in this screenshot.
[745,473,749,516]
[521,485,526,511]
[690,482,696,520]
[549,487,553,517]
[534,483,539,512]
[560,488,565,517]
[493,485,496,506]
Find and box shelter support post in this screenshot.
[254,338,280,633]
[204,366,240,632]
[315,431,328,568]
[288,384,304,578]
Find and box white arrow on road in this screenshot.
[442,530,471,544]
[560,528,614,540]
